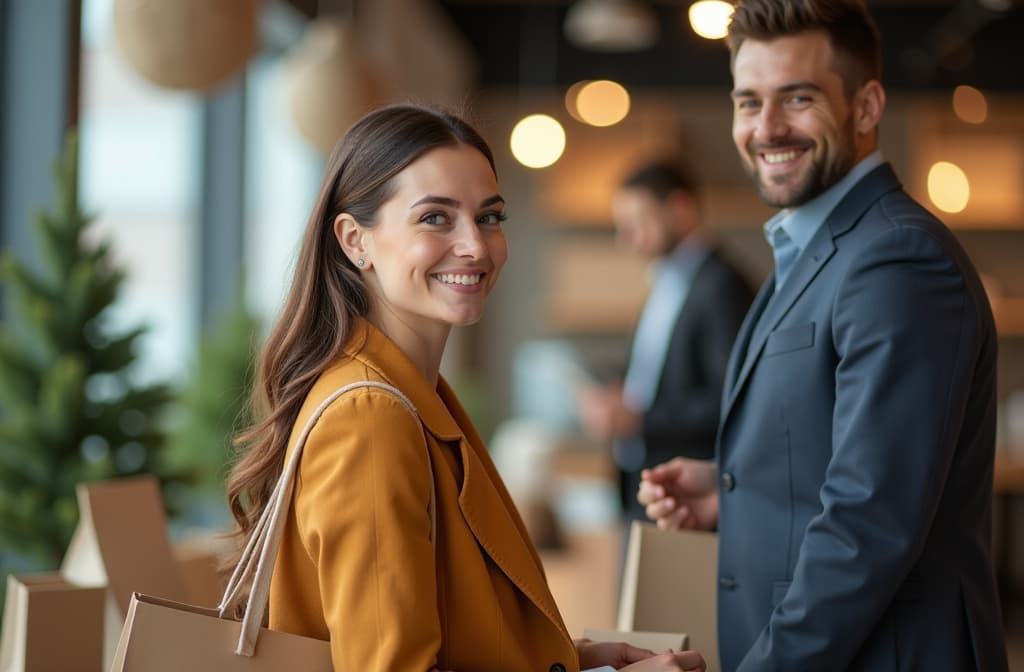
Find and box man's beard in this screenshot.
[749,119,857,209]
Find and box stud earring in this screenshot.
[357,258,365,267]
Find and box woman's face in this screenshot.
[357,144,508,333]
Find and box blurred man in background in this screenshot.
[578,161,753,524]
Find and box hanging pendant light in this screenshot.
[112,0,259,92]
[360,0,477,108]
[286,17,382,154]
[564,0,658,52]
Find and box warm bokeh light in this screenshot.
[575,79,631,127]
[952,85,988,124]
[564,80,591,122]
[510,114,566,169]
[688,0,734,40]
[927,161,970,213]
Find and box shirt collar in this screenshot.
[763,150,885,253]
[656,232,711,280]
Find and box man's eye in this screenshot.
[736,99,760,111]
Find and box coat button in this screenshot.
[549,664,567,672]
[720,471,736,492]
[719,575,737,590]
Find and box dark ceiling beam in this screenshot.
[436,2,1024,91]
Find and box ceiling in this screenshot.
[286,1,1024,91]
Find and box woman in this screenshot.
[227,104,705,672]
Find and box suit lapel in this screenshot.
[724,276,774,392]
[724,229,836,416]
[720,163,903,428]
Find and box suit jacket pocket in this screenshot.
[763,322,815,358]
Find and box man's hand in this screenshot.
[637,457,719,530]
[577,384,641,441]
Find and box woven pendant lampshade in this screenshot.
[113,0,259,92]
[286,18,382,154]
[361,0,477,109]
[564,0,658,52]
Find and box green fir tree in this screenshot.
[165,293,260,517]
[0,132,180,575]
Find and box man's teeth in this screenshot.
[763,150,801,164]
[434,273,482,285]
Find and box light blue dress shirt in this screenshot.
[763,151,885,289]
[622,239,711,413]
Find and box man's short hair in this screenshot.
[620,161,699,202]
[726,0,882,96]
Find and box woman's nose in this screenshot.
[454,222,486,258]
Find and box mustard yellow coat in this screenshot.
[269,319,578,671]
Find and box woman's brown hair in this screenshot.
[226,104,496,540]
[726,0,881,97]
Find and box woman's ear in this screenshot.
[334,213,371,269]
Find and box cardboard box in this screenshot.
[0,573,105,671]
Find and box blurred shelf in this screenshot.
[994,297,1024,337]
[995,454,1024,494]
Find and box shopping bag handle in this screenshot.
[216,381,435,657]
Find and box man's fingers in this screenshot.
[676,650,707,671]
[655,505,695,530]
[637,481,665,505]
[645,497,677,522]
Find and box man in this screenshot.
[638,1,1008,670]
[578,161,752,523]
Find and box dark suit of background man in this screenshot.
[578,161,753,523]
[639,1,1008,670]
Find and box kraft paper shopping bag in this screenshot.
[617,521,719,671]
[60,475,187,671]
[582,627,689,654]
[110,593,331,672]
[0,573,105,672]
[109,381,427,671]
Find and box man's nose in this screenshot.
[753,102,789,144]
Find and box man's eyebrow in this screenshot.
[777,81,823,94]
[731,81,823,98]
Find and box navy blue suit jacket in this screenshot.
[715,164,1007,671]
[620,249,753,519]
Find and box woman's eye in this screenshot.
[421,212,449,226]
[478,212,508,226]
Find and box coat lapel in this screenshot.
[437,381,569,635]
[720,163,903,428]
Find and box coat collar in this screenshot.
[342,319,463,442]
[721,164,903,427]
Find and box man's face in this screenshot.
[611,187,682,259]
[731,31,860,208]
